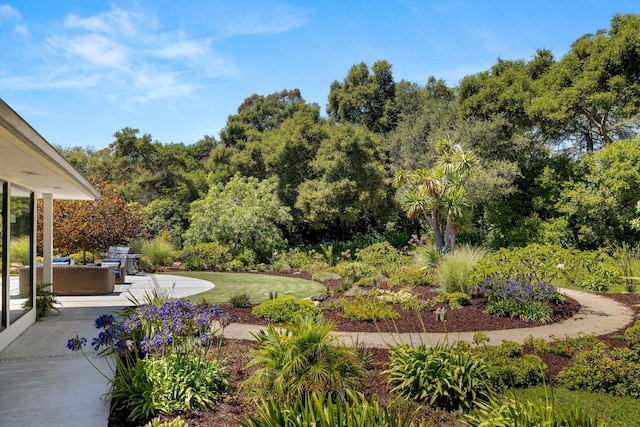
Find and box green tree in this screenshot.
[529,14,640,151]
[183,174,292,260]
[394,140,478,252]
[552,138,640,248]
[327,60,397,133]
[295,122,388,238]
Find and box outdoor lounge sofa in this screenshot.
[19,265,115,296]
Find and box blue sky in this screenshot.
[1,1,639,150]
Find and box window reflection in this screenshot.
[9,184,33,323]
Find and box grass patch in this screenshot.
[164,272,325,304]
[510,385,640,427]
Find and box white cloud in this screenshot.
[0,4,21,19]
[156,39,211,59]
[14,23,28,35]
[48,33,130,69]
[64,8,135,36]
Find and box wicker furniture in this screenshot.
[19,265,115,296]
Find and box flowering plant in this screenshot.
[67,293,231,422]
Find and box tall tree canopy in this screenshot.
[529,14,640,151]
[183,175,292,260]
[327,60,397,134]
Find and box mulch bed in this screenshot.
[109,271,640,427]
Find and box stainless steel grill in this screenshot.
[107,246,142,275]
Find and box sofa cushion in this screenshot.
[52,257,71,265]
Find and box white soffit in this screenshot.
[0,99,99,200]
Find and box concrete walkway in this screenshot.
[0,277,635,427]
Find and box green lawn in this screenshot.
[163,271,325,305]
[510,386,640,427]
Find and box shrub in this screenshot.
[252,295,320,323]
[10,236,31,265]
[111,352,228,422]
[341,296,400,322]
[484,299,553,324]
[388,265,431,288]
[386,343,494,412]
[433,245,486,293]
[463,394,609,427]
[179,242,231,270]
[334,261,376,283]
[141,238,175,270]
[23,283,60,320]
[624,320,640,351]
[472,341,547,391]
[227,292,252,308]
[143,417,188,427]
[240,391,432,427]
[556,342,640,397]
[275,248,314,270]
[242,316,365,401]
[434,291,471,309]
[355,242,411,275]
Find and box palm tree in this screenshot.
[395,139,477,252]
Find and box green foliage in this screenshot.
[386,343,494,412]
[334,261,376,283]
[240,391,433,427]
[10,236,31,265]
[179,242,231,270]
[434,245,486,293]
[388,265,430,288]
[251,295,320,323]
[355,241,411,274]
[623,320,640,351]
[473,341,547,391]
[434,291,471,309]
[142,417,188,427]
[141,238,175,270]
[524,335,603,358]
[463,393,610,427]
[111,352,228,422]
[23,283,60,320]
[227,292,252,308]
[484,299,553,324]
[341,296,400,321]
[184,174,292,261]
[276,248,314,270]
[243,316,365,401]
[470,244,566,285]
[556,342,640,398]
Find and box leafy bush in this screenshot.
[341,296,400,322]
[143,417,189,427]
[388,265,431,288]
[355,242,411,275]
[472,341,547,391]
[227,292,252,308]
[141,238,175,270]
[463,394,609,427]
[111,352,228,422]
[10,236,31,265]
[433,245,486,293]
[242,316,365,401]
[479,277,562,323]
[252,295,320,323]
[23,283,60,320]
[334,261,376,283]
[524,334,603,357]
[434,291,472,309]
[557,342,640,397]
[386,343,494,412]
[180,242,231,270]
[240,391,432,427]
[274,248,314,270]
[624,320,640,351]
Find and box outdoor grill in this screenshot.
[107,246,142,275]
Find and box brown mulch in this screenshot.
[109,272,640,427]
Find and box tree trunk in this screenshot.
[426,211,445,252]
